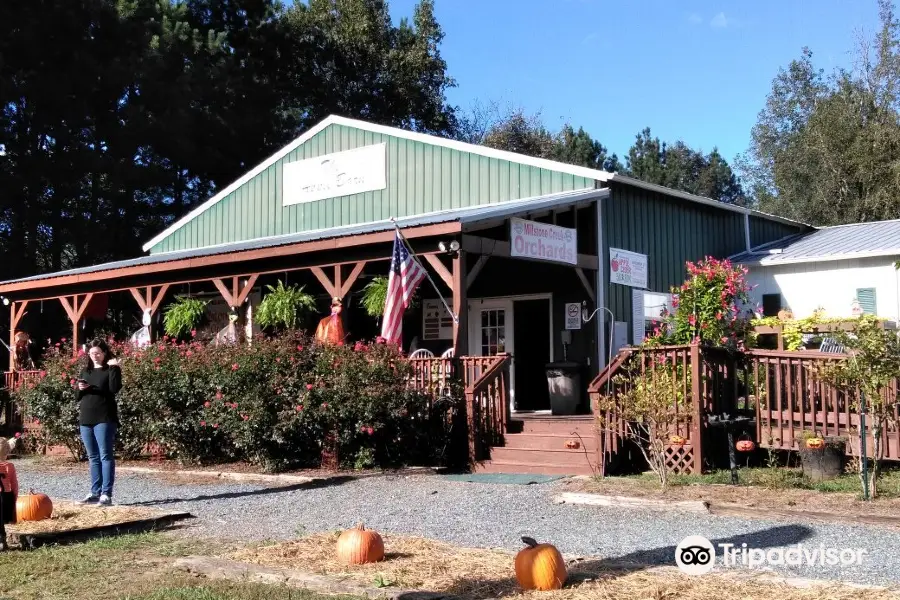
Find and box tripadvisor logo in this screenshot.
[675,535,868,575]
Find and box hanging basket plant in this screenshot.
[361,276,420,318]
[256,280,317,331]
[163,297,208,339]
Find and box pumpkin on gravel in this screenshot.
[16,490,53,522]
[336,523,385,565]
[514,536,567,591]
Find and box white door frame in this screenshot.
[467,293,554,414]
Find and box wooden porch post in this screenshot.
[128,284,170,342]
[451,251,468,357]
[59,294,94,355]
[690,343,704,474]
[8,301,29,371]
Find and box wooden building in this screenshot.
[0,115,809,474]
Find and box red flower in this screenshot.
[204,401,211,408]
[276,358,281,363]
[191,330,197,338]
[33,419,39,425]
[61,337,67,342]
[186,350,193,357]
[306,383,314,391]
[231,363,239,371]
[242,414,249,421]
[295,405,303,411]
[39,370,47,378]
[215,391,223,400]
[14,432,21,438]
[212,423,219,429]
[200,421,206,426]
[231,403,238,409]
[70,379,76,386]
[376,336,386,344]
[354,341,366,352]
[367,427,374,435]
[337,341,344,346]
[321,403,328,409]
[297,345,304,351]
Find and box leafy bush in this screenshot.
[13,332,457,472]
[644,256,753,351]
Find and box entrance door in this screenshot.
[512,298,551,411]
[468,299,515,409]
[468,296,553,413]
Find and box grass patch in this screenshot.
[0,532,356,600]
[613,467,900,498]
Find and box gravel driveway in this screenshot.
[16,460,900,588]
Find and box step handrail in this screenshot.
[466,353,511,394]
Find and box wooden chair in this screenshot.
[409,348,434,359]
[440,348,454,358]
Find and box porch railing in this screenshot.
[406,354,511,464]
[749,349,900,460]
[4,370,41,391]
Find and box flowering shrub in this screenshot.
[12,332,457,472]
[644,256,753,350]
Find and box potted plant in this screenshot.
[256,280,317,331]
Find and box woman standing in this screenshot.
[75,339,122,506]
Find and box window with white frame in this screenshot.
[632,289,674,344]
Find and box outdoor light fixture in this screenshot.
[1,296,8,307]
[437,240,460,254]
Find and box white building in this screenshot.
[731,220,900,322]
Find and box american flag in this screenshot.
[381,230,427,345]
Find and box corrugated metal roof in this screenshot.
[0,188,605,287]
[731,219,900,266]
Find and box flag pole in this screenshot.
[389,218,458,324]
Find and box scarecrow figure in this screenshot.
[215,311,240,346]
[129,309,152,348]
[315,297,346,345]
[13,332,34,371]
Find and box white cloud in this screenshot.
[710,12,732,28]
[580,32,601,46]
[688,13,703,25]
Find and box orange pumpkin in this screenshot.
[735,440,755,452]
[514,536,567,591]
[16,490,53,522]
[805,437,825,450]
[670,435,687,446]
[335,523,384,565]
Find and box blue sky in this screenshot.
[390,0,882,165]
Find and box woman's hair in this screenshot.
[83,338,114,372]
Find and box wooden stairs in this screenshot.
[475,414,599,476]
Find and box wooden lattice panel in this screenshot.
[664,445,695,475]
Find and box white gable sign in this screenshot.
[282,143,387,206]
[509,218,577,265]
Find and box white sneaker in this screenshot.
[77,494,100,505]
[97,494,112,506]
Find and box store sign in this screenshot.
[610,247,648,288]
[422,299,454,340]
[282,143,387,206]
[509,218,577,265]
[565,303,582,330]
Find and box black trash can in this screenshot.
[545,361,583,415]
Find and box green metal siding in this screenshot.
[749,215,805,248]
[150,124,594,253]
[601,182,748,338]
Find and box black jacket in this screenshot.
[76,365,122,426]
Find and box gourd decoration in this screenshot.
[669,435,687,447]
[16,490,53,522]
[336,523,385,565]
[805,437,826,450]
[735,440,755,453]
[514,536,567,591]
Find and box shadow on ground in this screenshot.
[440,524,816,600]
[120,476,356,507]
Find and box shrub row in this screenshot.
[12,333,463,472]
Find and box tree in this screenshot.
[625,128,746,204]
[0,0,458,284]
[456,103,622,171]
[741,0,900,225]
[821,316,900,498]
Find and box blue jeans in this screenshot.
[80,423,116,497]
